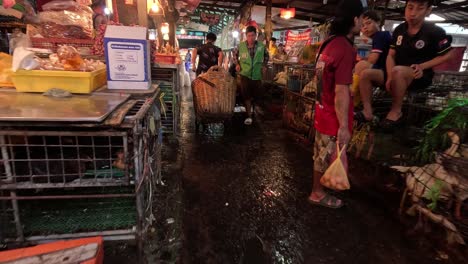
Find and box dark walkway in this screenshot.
[154,98,464,264]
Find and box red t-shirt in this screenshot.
[314,36,356,136]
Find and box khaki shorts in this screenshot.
[313,131,336,173]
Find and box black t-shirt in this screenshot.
[390,22,452,77]
[196,43,221,74]
[371,31,392,70]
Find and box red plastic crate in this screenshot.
[154,54,176,64]
[31,37,94,54]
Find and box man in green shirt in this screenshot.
[234,26,269,125]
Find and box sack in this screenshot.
[320,143,350,191]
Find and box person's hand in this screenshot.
[337,126,351,147]
[411,64,423,79]
[235,64,241,72]
[385,78,392,92]
[191,66,196,72]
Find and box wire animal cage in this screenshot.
[0,95,162,258]
[283,88,316,143]
[152,66,180,136]
[394,106,468,244]
[264,63,290,83]
[405,71,468,128]
[286,65,315,96]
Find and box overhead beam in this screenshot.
[434,0,468,11]
[197,6,237,15]
[274,25,310,31]
[198,3,240,10]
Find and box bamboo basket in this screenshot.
[191,66,236,123]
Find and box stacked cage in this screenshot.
[0,95,162,257]
[393,103,468,244]
[283,65,316,143]
[286,65,315,96]
[152,67,180,135]
[405,71,468,128]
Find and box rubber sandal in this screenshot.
[307,194,344,209]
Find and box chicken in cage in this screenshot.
[286,65,315,97]
[392,102,468,245]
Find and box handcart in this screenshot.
[191,66,237,130]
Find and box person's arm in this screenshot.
[386,28,400,87]
[385,49,396,90]
[367,53,380,65]
[335,84,351,146]
[218,50,223,67]
[418,50,453,70]
[263,48,270,66]
[191,48,197,71]
[412,29,453,78]
[233,47,241,72]
[334,43,354,146]
[262,47,269,75]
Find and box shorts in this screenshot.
[239,75,265,100]
[313,131,336,174]
[408,72,433,91]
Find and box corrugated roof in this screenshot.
[177,0,468,32]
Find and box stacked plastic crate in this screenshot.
[152,67,180,135]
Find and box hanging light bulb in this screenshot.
[104,7,111,15]
[180,28,186,34]
[161,23,169,34]
[232,31,239,38]
[280,8,295,20]
[151,2,159,13]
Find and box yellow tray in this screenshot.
[12,68,106,94]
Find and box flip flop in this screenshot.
[307,194,344,209]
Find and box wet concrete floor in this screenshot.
[105,87,466,263]
[156,96,466,264]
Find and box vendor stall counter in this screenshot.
[0,89,163,260]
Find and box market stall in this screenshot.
[0,90,163,257]
[0,0,174,257]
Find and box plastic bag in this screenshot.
[9,29,31,54]
[320,143,350,191]
[38,0,93,39]
[42,0,90,12]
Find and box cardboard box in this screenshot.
[104,25,151,90]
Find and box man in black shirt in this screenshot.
[381,0,453,128]
[191,32,223,76]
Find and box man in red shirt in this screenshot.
[308,0,365,209]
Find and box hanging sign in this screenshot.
[200,12,220,26]
[183,0,201,12]
[285,29,312,57]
